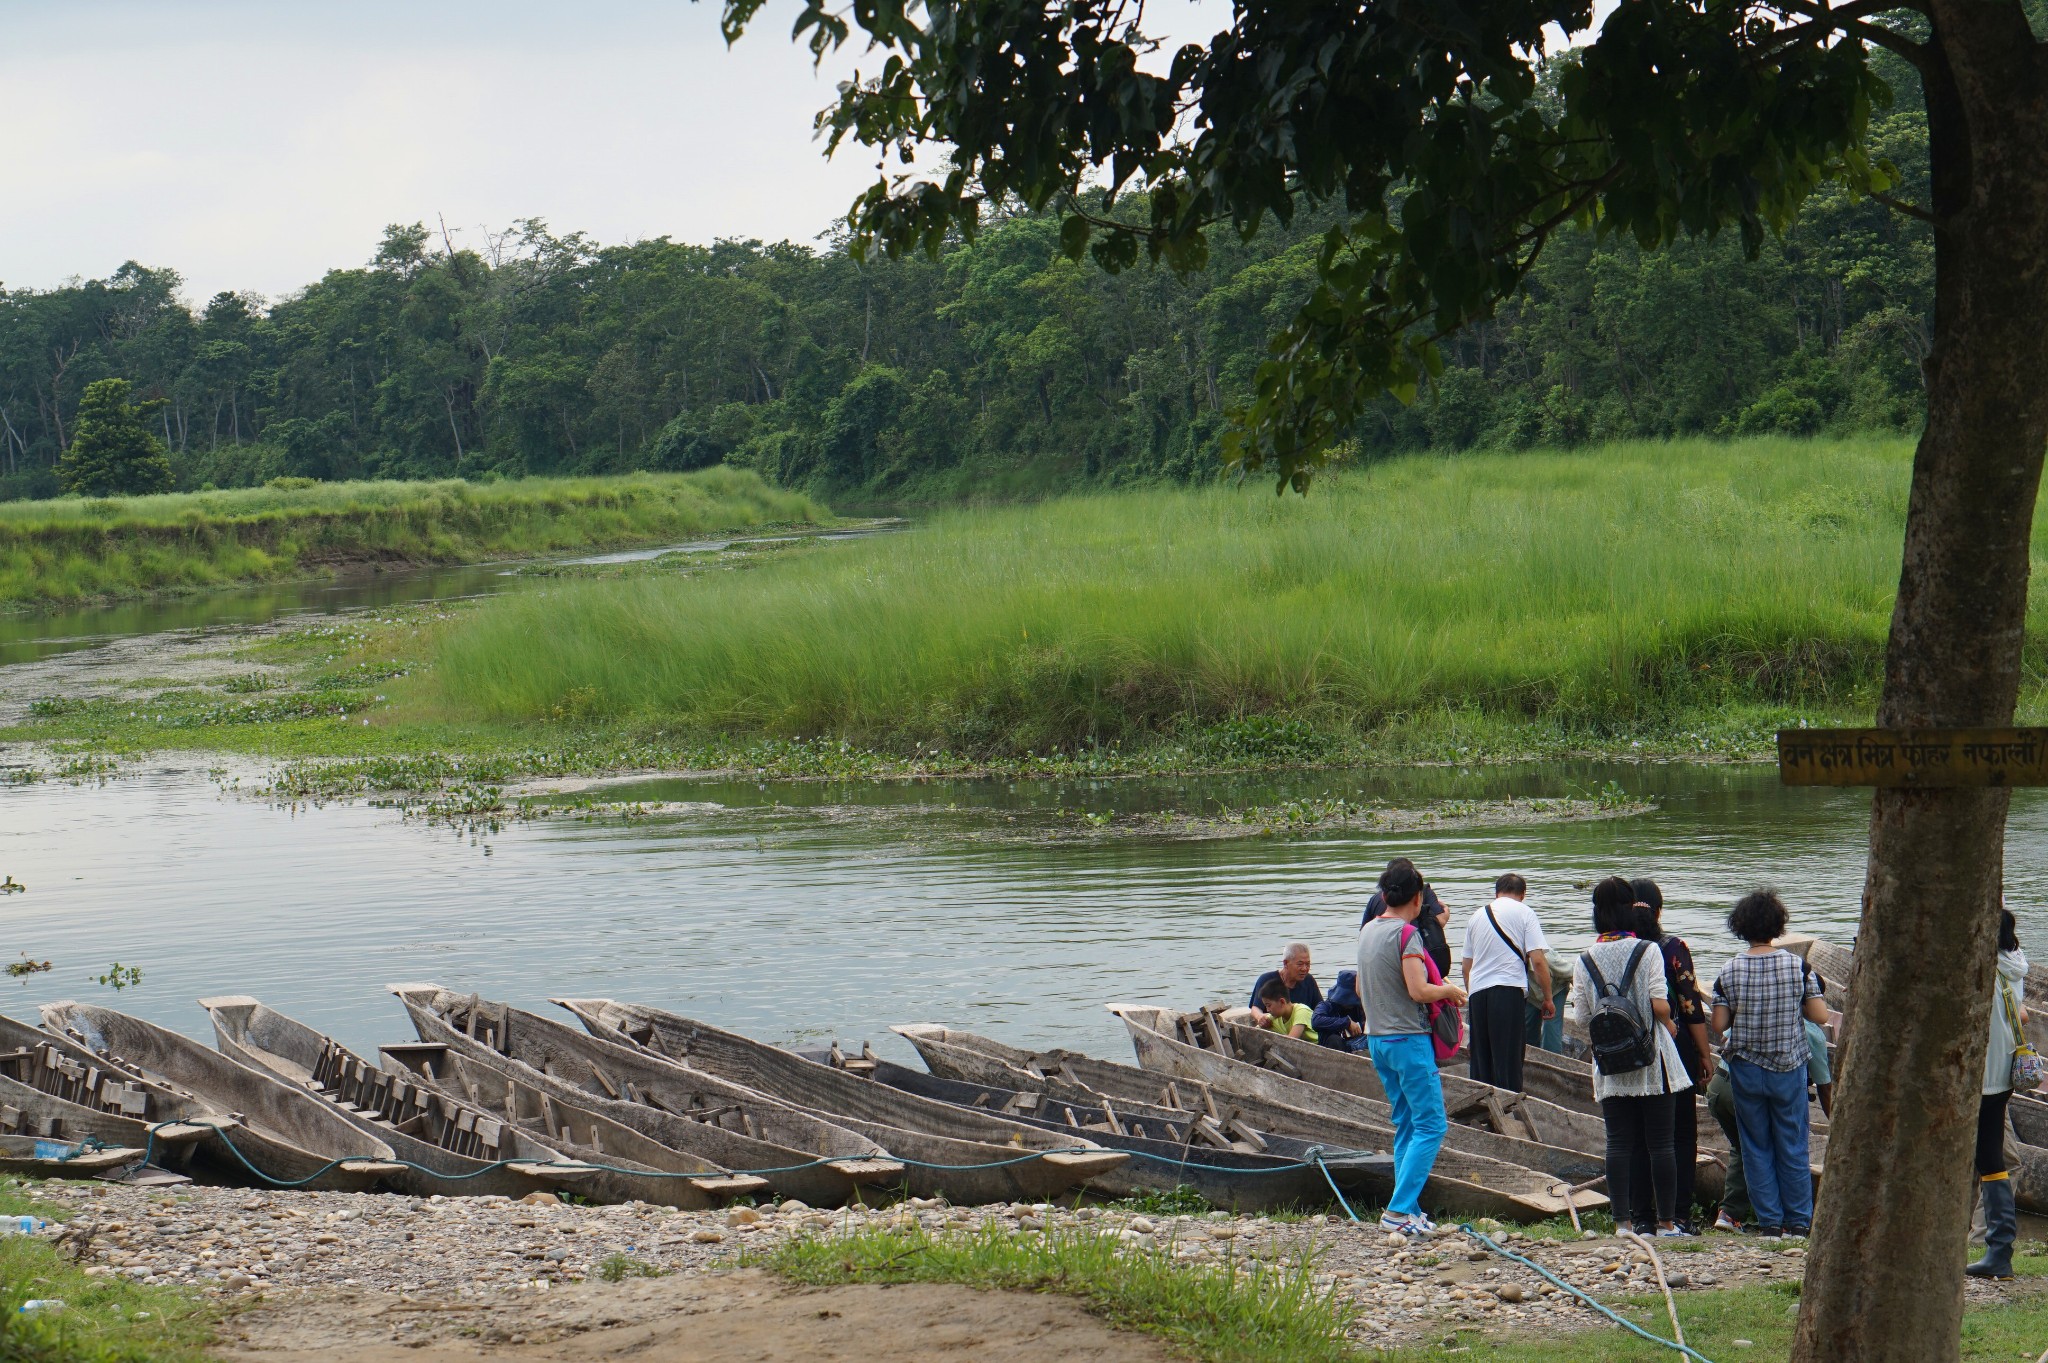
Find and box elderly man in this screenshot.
[1249,942,1323,1025]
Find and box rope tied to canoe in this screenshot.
[52,1135,111,1161]
[143,1119,1385,1185]
[138,1121,1119,1188]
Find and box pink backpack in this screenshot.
[1401,923,1466,1061]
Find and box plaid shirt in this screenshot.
[1713,949,1823,1073]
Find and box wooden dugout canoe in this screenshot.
[201,996,599,1200]
[1112,1006,1667,1192]
[0,1012,219,1170]
[375,1041,768,1209]
[386,984,902,1206]
[1212,1013,1733,1174]
[554,997,1129,1205]
[797,1044,1385,1212]
[40,1001,403,1194]
[893,1022,1603,1223]
[0,1133,153,1179]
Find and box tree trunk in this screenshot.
[1792,10,2048,1363]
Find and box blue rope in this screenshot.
[1309,1150,1364,1222]
[140,1122,1112,1187]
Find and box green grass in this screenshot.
[764,1222,2048,1363]
[421,437,1930,756]
[0,466,827,605]
[1384,1281,2048,1362]
[762,1223,1364,1363]
[0,1181,213,1363]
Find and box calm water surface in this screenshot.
[5,757,2045,1066]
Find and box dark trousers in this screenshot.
[1978,1091,2012,1177]
[1468,985,1527,1091]
[1601,1093,1677,1227]
[1629,1086,1698,1226]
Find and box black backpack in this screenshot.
[1581,942,1657,1076]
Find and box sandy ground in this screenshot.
[218,1269,1171,1363]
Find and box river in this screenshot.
[2,563,2043,1069]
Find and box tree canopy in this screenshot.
[55,378,172,497]
[0,169,1931,502]
[733,0,1956,486]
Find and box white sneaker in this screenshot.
[1409,1211,1439,1235]
[1378,1212,1425,1236]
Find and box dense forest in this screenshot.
[0,62,1930,504]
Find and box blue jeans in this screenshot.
[1369,1033,1448,1217]
[1728,1057,1812,1230]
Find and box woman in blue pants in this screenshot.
[1356,860,1467,1234]
[1710,890,1829,1238]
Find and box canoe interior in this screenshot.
[203,996,558,1170]
[796,1045,1388,1210]
[551,996,1109,1155]
[1110,1007,1607,1218]
[0,1011,201,1131]
[377,1039,726,1176]
[40,1001,395,1164]
[392,985,887,1161]
[896,1019,1599,1218]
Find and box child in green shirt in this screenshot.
[1258,977,1319,1044]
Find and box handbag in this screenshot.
[2000,976,2047,1092]
[1484,904,1547,1011]
[1402,923,1466,1061]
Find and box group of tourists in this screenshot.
[1243,861,2032,1261]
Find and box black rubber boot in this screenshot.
[1965,1175,2017,1280]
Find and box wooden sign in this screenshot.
[1778,727,2048,787]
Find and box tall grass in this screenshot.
[0,467,825,606]
[426,438,1949,751]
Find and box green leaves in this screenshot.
[738,0,1894,491]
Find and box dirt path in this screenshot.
[218,1269,1172,1363]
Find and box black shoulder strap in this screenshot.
[1486,905,1530,968]
[1582,951,1613,998]
[1617,940,1652,994]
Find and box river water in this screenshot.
[3,569,2044,1069]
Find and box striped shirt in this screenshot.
[1713,949,1823,1073]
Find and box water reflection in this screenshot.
[0,564,521,663]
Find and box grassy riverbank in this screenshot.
[10,436,2005,790]
[0,1181,212,1363]
[0,467,826,606]
[768,1223,2048,1363]
[426,436,1922,753]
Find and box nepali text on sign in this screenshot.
[1777,728,2048,788]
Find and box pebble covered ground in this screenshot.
[24,1179,2040,1352]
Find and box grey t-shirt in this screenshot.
[1357,915,1430,1036]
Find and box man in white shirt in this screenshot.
[1460,872,1554,1092]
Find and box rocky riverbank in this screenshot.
[24,1179,2038,1354]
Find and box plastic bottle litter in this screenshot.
[1,1216,51,1235]
[18,1300,64,1315]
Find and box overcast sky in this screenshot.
[4,1,1604,306]
[0,0,1230,304]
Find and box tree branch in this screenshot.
[1869,189,1937,223]
[1765,1,1931,68]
